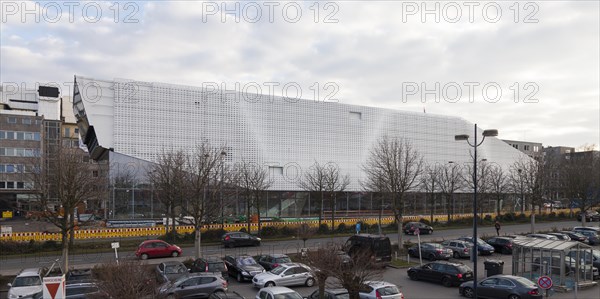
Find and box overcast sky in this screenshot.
[1,1,598,149]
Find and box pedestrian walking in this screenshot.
[495,221,501,236]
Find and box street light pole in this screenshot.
[220,151,226,229]
[455,124,498,299]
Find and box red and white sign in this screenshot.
[43,275,65,299]
[537,276,553,290]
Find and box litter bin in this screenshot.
[484,259,504,277]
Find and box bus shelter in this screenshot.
[512,238,597,291]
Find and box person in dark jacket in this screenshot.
[495,221,501,236]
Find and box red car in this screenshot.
[135,240,182,260]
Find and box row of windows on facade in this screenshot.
[0,130,42,141]
[5,117,43,125]
[0,147,41,157]
[0,164,30,173]
[510,144,540,152]
[0,181,33,189]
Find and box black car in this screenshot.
[65,269,94,284]
[560,231,588,243]
[574,230,600,245]
[577,211,600,222]
[407,243,453,261]
[486,237,514,254]
[306,288,349,299]
[222,232,261,248]
[408,261,473,287]
[459,275,542,299]
[546,232,571,241]
[208,290,246,299]
[403,222,433,235]
[223,255,265,282]
[344,234,392,265]
[253,254,292,271]
[191,257,229,280]
[65,282,106,299]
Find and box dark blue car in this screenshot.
[457,237,495,255]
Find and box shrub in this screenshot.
[280,226,296,236]
[41,240,60,250]
[260,226,279,237]
[549,212,557,219]
[337,223,348,233]
[239,227,247,233]
[202,229,227,241]
[419,218,431,225]
[558,211,567,219]
[317,223,329,234]
[484,215,493,223]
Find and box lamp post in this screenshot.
[220,151,227,229]
[455,124,498,299]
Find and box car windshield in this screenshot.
[165,264,187,274]
[376,286,400,295]
[12,276,41,287]
[334,293,350,299]
[457,265,471,273]
[274,292,303,299]
[270,266,287,275]
[275,257,292,263]
[208,262,225,272]
[237,257,257,266]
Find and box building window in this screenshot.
[533,146,539,152]
[22,119,32,125]
[0,182,5,189]
[74,128,79,134]
[93,170,99,177]
[17,182,24,189]
[524,145,530,151]
[7,117,17,124]
[512,144,518,149]
[6,182,14,189]
[65,127,70,137]
[0,131,4,139]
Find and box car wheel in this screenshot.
[408,271,418,281]
[463,287,474,298]
[442,277,452,287]
[429,229,433,234]
[237,273,243,282]
[171,251,179,257]
[305,278,315,287]
[265,281,276,287]
[140,253,149,260]
[508,295,521,299]
[256,241,261,246]
[453,252,460,259]
[428,254,436,261]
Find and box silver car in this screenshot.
[440,240,472,259]
[359,281,403,299]
[255,286,303,299]
[252,263,315,288]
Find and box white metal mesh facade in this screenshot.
[75,76,527,191]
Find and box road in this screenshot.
[1,220,595,275]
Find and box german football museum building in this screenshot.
[73,76,527,219]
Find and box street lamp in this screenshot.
[220,151,227,229]
[455,124,498,299]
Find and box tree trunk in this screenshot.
[195,226,202,259]
[530,212,535,233]
[247,196,251,233]
[446,194,451,223]
[257,193,262,236]
[429,194,434,223]
[318,191,323,228]
[347,285,361,299]
[69,210,75,250]
[317,274,326,299]
[61,216,69,273]
[396,215,404,252]
[331,194,335,234]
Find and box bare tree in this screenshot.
[511,157,551,232]
[323,163,350,232]
[421,164,440,223]
[561,145,600,227]
[30,145,103,271]
[362,136,424,249]
[297,223,315,248]
[147,150,187,240]
[306,245,384,299]
[237,160,272,234]
[298,161,327,227]
[437,162,463,222]
[488,164,509,216]
[508,165,527,214]
[93,261,157,298]
[462,159,492,222]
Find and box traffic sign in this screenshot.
[538,276,553,289]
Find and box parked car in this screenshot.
[65,282,106,299]
[223,255,265,282]
[440,240,473,259]
[407,261,473,287]
[358,281,403,299]
[156,261,190,283]
[221,232,261,248]
[573,226,600,233]
[485,237,514,254]
[344,234,392,265]
[7,268,44,299]
[253,254,292,271]
[577,211,600,222]
[191,257,229,280]
[526,234,559,240]
[403,222,433,235]
[573,228,600,245]
[459,275,541,299]
[252,263,315,288]
[306,288,349,299]
[546,232,571,241]
[560,231,589,243]
[135,239,182,260]
[407,243,453,261]
[532,256,599,279]
[567,249,600,274]
[65,268,94,284]
[255,286,303,299]
[208,290,246,299]
[158,273,228,299]
[457,237,495,255]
